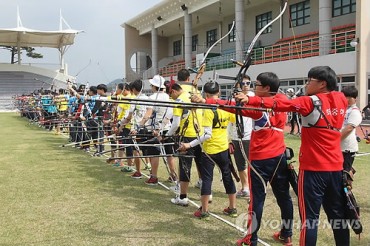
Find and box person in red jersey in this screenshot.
[233,66,349,246]
[192,72,294,246]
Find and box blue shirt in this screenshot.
[41,96,57,113]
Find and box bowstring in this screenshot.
[231,0,289,193]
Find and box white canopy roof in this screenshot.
[0,26,81,48]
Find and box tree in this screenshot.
[0,46,43,64]
[24,47,43,59]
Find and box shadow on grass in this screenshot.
[72,154,241,245]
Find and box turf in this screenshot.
[0,112,368,245]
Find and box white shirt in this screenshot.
[228,91,254,141]
[129,94,152,129]
[341,104,362,152]
[149,92,171,131]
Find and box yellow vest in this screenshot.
[173,91,203,138]
[202,108,232,154]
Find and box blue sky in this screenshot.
[0,0,161,85]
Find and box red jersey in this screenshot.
[206,93,287,161]
[248,91,347,171]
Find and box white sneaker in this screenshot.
[195,179,202,189]
[236,189,250,198]
[171,196,189,206]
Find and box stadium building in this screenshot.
[122,0,369,110]
[0,11,80,110]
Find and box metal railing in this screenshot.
[158,59,196,78]
[157,29,355,77]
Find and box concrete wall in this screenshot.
[331,10,356,27]
[280,0,356,39]
[124,24,151,81]
[162,0,357,57]
[125,0,359,82]
[221,15,236,52]
[124,24,169,80]
[246,1,281,47]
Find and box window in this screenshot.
[220,84,234,99]
[342,76,355,83]
[228,23,236,42]
[290,0,310,27]
[333,0,356,17]
[297,80,304,85]
[280,79,306,93]
[192,35,198,52]
[280,81,288,87]
[338,76,355,91]
[206,29,217,47]
[173,40,181,56]
[256,12,272,34]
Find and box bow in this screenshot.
[232,0,288,131]
[191,21,236,92]
[232,0,288,193]
[183,21,240,182]
[233,1,288,89]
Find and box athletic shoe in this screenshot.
[236,189,250,198]
[272,231,293,246]
[194,179,202,189]
[112,161,121,167]
[236,238,252,246]
[223,207,238,218]
[170,196,189,206]
[121,166,134,172]
[193,208,210,220]
[131,171,142,179]
[167,175,177,182]
[145,176,158,185]
[94,150,101,157]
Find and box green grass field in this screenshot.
[0,112,369,245]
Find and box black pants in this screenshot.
[86,119,104,142]
[298,170,349,246]
[232,139,250,171]
[86,119,104,152]
[70,120,89,144]
[179,137,201,182]
[199,149,236,196]
[145,131,174,156]
[342,151,355,172]
[120,128,133,157]
[290,112,301,134]
[247,154,293,245]
[43,111,57,130]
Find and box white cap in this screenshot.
[149,75,166,89]
[287,88,294,93]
